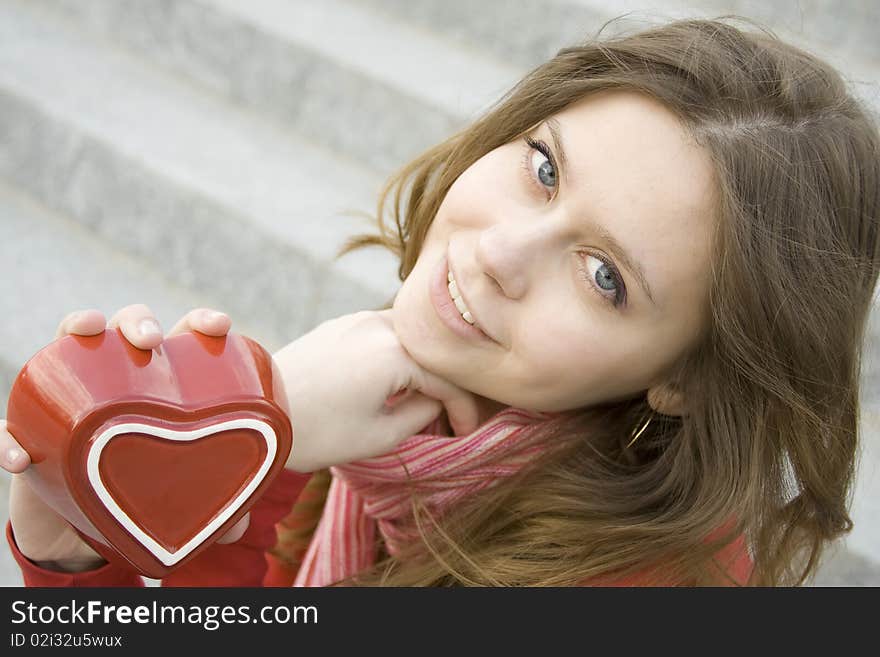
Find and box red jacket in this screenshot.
[7,469,753,586]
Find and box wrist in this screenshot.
[19,524,106,572]
[33,556,108,573]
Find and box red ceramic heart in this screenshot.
[5,328,293,578]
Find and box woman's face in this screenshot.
[392,90,717,412]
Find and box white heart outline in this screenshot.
[86,418,277,566]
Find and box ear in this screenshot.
[646,383,687,417]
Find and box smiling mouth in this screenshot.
[446,268,477,326]
[446,265,497,343]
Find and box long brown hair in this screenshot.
[276,17,880,586]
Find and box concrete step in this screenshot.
[849,406,880,560]
[0,179,242,405]
[352,0,610,69]
[36,0,523,176]
[354,0,880,113]
[0,0,403,348]
[812,542,880,586]
[669,0,880,65]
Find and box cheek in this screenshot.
[393,265,435,347]
[509,308,655,409]
[434,149,517,229]
[513,318,596,388]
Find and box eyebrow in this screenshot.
[544,118,658,307]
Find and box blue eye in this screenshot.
[522,137,558,196]
[582,254,627,308]
[532,149,556,188]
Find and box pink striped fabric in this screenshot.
[292,406,559,587]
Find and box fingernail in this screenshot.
[206,311,228,322]
[138,319,161,337]
[6,447,21,465]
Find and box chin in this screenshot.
[402,331,462,384]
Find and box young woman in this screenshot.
[3,17,878,586]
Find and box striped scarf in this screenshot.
[292,407,557,587]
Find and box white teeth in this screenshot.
[447,269,477,325]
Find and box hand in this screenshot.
[273,309,482,473]
[1,305,249,572]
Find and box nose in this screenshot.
[475,216,565,299]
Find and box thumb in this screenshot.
[407,369,481,437]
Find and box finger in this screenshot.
[381,392,445,444]
[407,370,481,437]
[166,308,231,338]
[216,512,249,544]
[54,309,106,339]
[383,387,411,408]
[380,307,481,435]
[0,419,31,473]
[106,304,163,350]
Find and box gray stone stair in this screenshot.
[0,0,877,586]
[39,0,523,175]
[0,0,410,349]
[353,0,880,123]
[0,179,238,391]
[353,0,880,88]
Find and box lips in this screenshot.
[430,255,496,344]
[5,328,293,578]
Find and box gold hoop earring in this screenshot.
[625,409,654,449]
